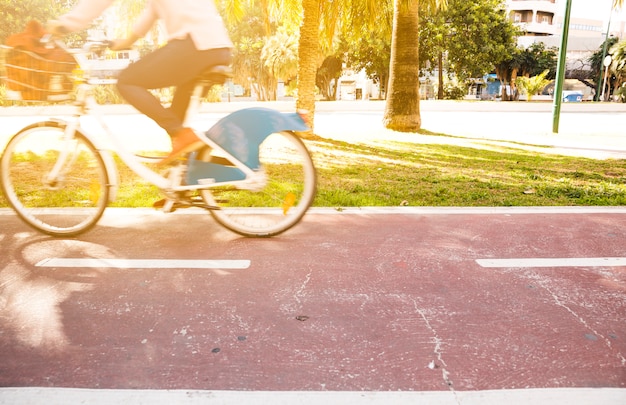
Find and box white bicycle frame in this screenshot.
[55,41,263,202]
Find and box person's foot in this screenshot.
[158,127,204,165]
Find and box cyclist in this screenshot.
[47,0,233,164]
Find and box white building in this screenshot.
[507,0,558,46]
[506,0,626,52]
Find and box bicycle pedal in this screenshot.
[153,198,180,212]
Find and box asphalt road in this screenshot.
[1,207,625,404]
[1,101,625,403]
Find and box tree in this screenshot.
[341,2,393,100]
[0,0,75,43]
[419,0,517,99]
[316,55,342,101]
[383,0,447,132]
[515,69,550,101]
[262,28,299,99]
[589,36,619,99]
[521,42,557,79]
[494,53,518,101]
[494,43,558,102]
[219,0,286,100]
[609,39,626,102]
[296,0,320,130]
[342,35,391,99]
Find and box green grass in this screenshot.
[307,137,626,207]
[1,136,625,208]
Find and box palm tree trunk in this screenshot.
[383,0,421,132]
[296,0,320,132]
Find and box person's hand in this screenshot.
[46,20,69,36]
[109,34,139,51]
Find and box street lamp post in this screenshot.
[552,0,573,133]
[601,55,613,101]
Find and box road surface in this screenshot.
[1,207,625,404]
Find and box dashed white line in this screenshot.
[35,258,251,269]
[476,257,626,268]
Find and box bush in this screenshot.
[204,85,224,102]
[92,84,125,104]
[443,81,467,100]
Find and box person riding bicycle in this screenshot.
[47,0,233,164]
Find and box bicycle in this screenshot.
[0,39,317,237]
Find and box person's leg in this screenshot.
[169,47,232,123]
[116,36,231,135]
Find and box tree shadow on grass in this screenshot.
[305,136,626,207]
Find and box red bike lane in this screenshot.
[0,207,625,403]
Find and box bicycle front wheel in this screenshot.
[200,131,316,237]
[0,121,110,237]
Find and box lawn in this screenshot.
[2,132,623,208]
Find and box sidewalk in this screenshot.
[1,100,625,159]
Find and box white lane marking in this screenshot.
[0,387,625,405]
[35,258,250,269]
[476,257,626,268]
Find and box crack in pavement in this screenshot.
[410,298,460,404]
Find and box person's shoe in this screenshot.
[158,127,204,165]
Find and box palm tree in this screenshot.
[222,0,383,130]
[261,28,298,99]
[614,0,623,9]
[515,70,551,102]
[383,0,447,132]
[296,0,321,130]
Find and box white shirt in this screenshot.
[57,0,233,50]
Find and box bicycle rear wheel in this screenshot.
[200,131,316,237]
[0,121,110,237]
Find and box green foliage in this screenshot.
[420,0,519,80]
[0,0,76,44]
[523,43,558,79]
[494,43,555,101]
[515,69,551,101]
[11,137,621,209]
[442,80,467,100]
[204,85,225,103]
[342,34,391,98]
[0,84,11,106]
[609,39,626,102]
[221,1,276,100]
[262,28,299,82]
[310,139,626,208]
[589,36,619,85]
[316,55,342,101]
[91,84,125,104]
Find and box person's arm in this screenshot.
[130,3,158,40]
[48,0,115,34]
[110,33,141,51]
[109,4,156,50]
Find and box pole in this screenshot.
[552,0,573,134]
[595,9,613,101]
[601,56,612,101]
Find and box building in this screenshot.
[507,0,558,46]
[506,0,625,53]
[502,0,626,99]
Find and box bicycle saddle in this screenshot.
[198,65,233,83]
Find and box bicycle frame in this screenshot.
[60,41,309,201]
[2,38,316,238]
